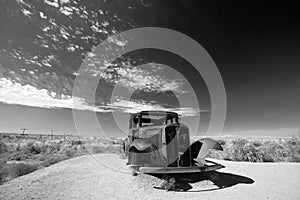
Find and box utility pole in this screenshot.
[20,128,28,135]
[51,130,54,139]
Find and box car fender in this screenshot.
[128,138,166,166]
[193,138,223,166]
[129,138,154,151]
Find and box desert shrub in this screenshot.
[110,138,125,145]
[206,135,300,163]
[41,142,61,154]
[63,146,77,157]
[13,163,38,176]
[287,135,300,146]
[89,145,105,154]
[217,139,226,146]
[207,149,224,160]
[40,143,51,154]
[0,166,8,183]
[51,143,61,153]
[0,160,7,183]
[41,156,65,167]
[87,144,122,154]
[106,144,122,153]
[257,147,275,162]
[7,150,32,161]
[16,143,21,151]
[71,140,83,146]
[0,141,7,153]
[0,162,38,183]
[1,136,126,184]
[223,139,249,161]
[252,140,263,147]
[26,141,42,154]
[288,154,300,162]
[283,136,300,162]
[232,138,248,147]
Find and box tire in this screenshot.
[123,138,130,157]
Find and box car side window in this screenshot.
[132,116,138,128]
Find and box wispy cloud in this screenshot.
[103,99,208,116]
[262,112,280,118]
[169,107,210,117]
[1,0,202,118]
[83,57,185,94]
[113,65,184,93]
[0,78,202,116]
[0,78,110,112]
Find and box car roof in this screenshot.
[131,110,178,117]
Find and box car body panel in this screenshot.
[124,111,224,174]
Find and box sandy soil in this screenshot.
[0,154,299,200]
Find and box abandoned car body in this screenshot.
[123,111,224,174]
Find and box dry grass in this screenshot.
[206,135,300,162]
[1,133,299,184]
[0,162,38,183]
[0,134,123,184]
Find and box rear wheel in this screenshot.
[123,138,130,157]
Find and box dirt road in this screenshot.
[0,154,299,200]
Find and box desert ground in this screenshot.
[0,154,299,200]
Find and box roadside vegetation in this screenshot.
[207,135,300,163]
[0,134,123,184]
[1,133,299,185]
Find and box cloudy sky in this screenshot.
[0,0,299,137]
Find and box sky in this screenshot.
[0,0,299,137]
